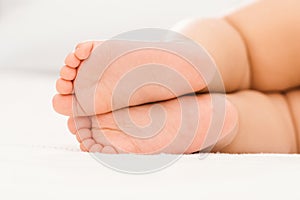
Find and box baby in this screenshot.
[52,0,300,154]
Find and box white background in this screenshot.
[0,0,252,71]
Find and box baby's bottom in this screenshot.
[223,89,299,153]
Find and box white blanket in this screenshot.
[1,71,300,200]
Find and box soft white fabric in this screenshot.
[2,146,300,200]
[1,71,300,200]
[0,0,253,70]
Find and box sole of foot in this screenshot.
[53,40,213,117]
[67,94,238,154]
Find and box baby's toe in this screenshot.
[60,65,77,81]
[56,78,73,94]
[65,53,80,68]
[89,144,104,153]
[68,117,91,134]
[76,128,92,142]
[81,139,96,151]
[52,94,73,116]
[101,146,117,154]
[75,41,94,60]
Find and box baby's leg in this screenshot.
[174,0,300,92]
[220,89,299,153]
[66,89,299,154]
[286,89,300,149]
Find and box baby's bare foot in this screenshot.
[67,94,238,154]
[53,41,100,115]
[52,40,213,116]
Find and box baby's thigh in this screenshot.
[221,90,298,153]
[286,89,300,152]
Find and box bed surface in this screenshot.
[1,70,300,200]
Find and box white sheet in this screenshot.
[1,70,300,200]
